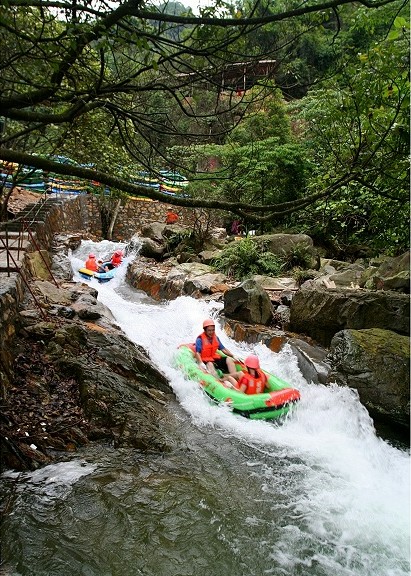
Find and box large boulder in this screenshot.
[224,279,273,325]
[252,233,319,269]
[139,237,165,260]
[363,251,410,292]
[326,329,410,429]
[311,260,366,289]
[289,283,410,347]
[127,260,230,301]
[140,222,166,242]
[184,272,228,297]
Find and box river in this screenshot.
[1,240,409,576]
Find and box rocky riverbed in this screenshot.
[1,227,409,472]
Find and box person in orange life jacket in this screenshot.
[195,319,240,386]
[105,249,123,270]
[165,207,179,224]
[236,355,268,395]
[85,253,98,272]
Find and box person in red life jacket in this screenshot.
[195,319,240,386]
[111,249,123,267]
[165,207,179,224]
[105,249,123,270]
[85,253,98,272]
[236,355,268,395]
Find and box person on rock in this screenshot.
[235,355,267,395]
[85,253,98,272]
[165,207,179,224]
[195,319,240,386]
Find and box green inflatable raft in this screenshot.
[174,344,300,421]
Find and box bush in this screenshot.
[212,238,283,280]
[281,243,313,271]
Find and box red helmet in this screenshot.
[89,253,96,258]
[203,319,215,329]
[114,250,123,256]
[244,355,260,369]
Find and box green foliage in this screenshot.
[281,243,314,270]
[165,229,194,254]
[212,238,283,279]
[228,85,292,145]
[294,2,410,255]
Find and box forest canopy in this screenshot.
[0,0,409,253]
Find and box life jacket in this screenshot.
[198,332,220,362]
[111,253,122,267]
[166,212,179,224]
[85,258,98,271]
[238,370,267,395]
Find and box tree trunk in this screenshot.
[107,198,121,240]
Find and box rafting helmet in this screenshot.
[203,319,215,329]
[114,250,122,256]
[244,355,260,370]
[89,253,96,258]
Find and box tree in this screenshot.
[0,0,403,224]
[295,8,409,254]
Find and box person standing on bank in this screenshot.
[195,319,240,384]
[165,207,179,224]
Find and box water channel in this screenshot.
[1,240,409,576]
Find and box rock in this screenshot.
[141,222,166,242]
[252,233,319,269]
[127,259,233,302]
[251,275,298,291]
[49,305,76,319]
[272,304,290,329]
[364,251,410,292]
[184,272,227,297]
[50,254,73,280]
[223,318,287,352]
[127,260,183,300]
[326,329,410,429]
[177,252,201,264]
[71,294,113,320]
[198,249,223,265]
[224,279,273,325]
[7,187,42,215]
[307,262,366,289]
[288,338,330,385]
[289,283,410,346]
[25,250,53,281]
[280,291,294,306]
[125,234,143,255]
[139,238,165,260]
[32,279,73,306]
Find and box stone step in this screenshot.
[0,231,30,239]
[0,239,31,251]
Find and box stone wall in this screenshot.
[111,198,197,241]
[0,196,86,397]
[83,195,221,241]
[0,275,25,398]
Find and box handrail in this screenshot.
[0,196,60,318]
